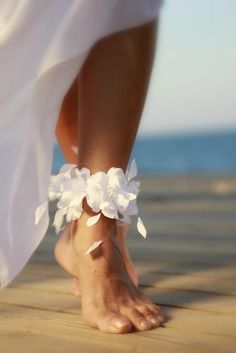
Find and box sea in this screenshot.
[52,131,236,175]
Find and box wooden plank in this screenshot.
[1,295,235,337]
[11,276,75,295]
[0,326,112,353]
[0,304,235,353]
[0,304,193,353]
[34,232,236,266]
[19,261,236,282]
[137,263,236,280]
[11,264,236,297]
[127,237,236,255]
[139,272,236,296]
[141,201,236,213]
[0,328,106,353]
[138,175,236,195]
[127,244,236,266]
[0,286,81,312]
[1,282,236,316]
[146,287,236,315]
[165,306,236,337]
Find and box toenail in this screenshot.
[148,316,159,326]
[139,319,151,330]
[111,318,129,329]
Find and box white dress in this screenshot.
[0,0,162,288]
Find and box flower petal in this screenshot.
[84,240,103,255]
[102,208,117,219]
[128,192,137,200]
[86,213,101,227]
[137,217,147,238]
[127,159,137,181]
[35,201,48,225]
[59,163,76,174]
[52,209,65,234]
[117,194,129,209]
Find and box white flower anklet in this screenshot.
[35,159,147,256]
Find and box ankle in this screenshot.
[77,198,117,231]
[71,210,116,250]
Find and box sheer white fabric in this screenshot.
[0,0,162,288]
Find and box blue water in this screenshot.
[52,131,236,175]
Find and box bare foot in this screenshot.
[54,210,165,334]
[71,223,138,296]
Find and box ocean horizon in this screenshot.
[52,130,236,175]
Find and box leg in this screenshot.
[56,71,138,288]
[55,18,165,333]
[55,76,79,163]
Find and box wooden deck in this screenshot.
[1,175,236,353]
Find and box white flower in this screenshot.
[107,167,140,218]
[57,177,87,222]
[59,163,77,174]
[85,163,140,225]
[48,173,70,201]
[86,171,109,212]
[49,165,90,232]
[47,159,147,239]
[48,164,76,201]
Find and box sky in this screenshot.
[139,0,236,136]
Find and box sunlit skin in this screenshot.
[55,19,165,333]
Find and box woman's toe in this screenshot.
[137,304,162,326]
[121,307,154,331]
[97,311,132,334]
[150,305,165,323]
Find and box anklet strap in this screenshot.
[35,159,147,255]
